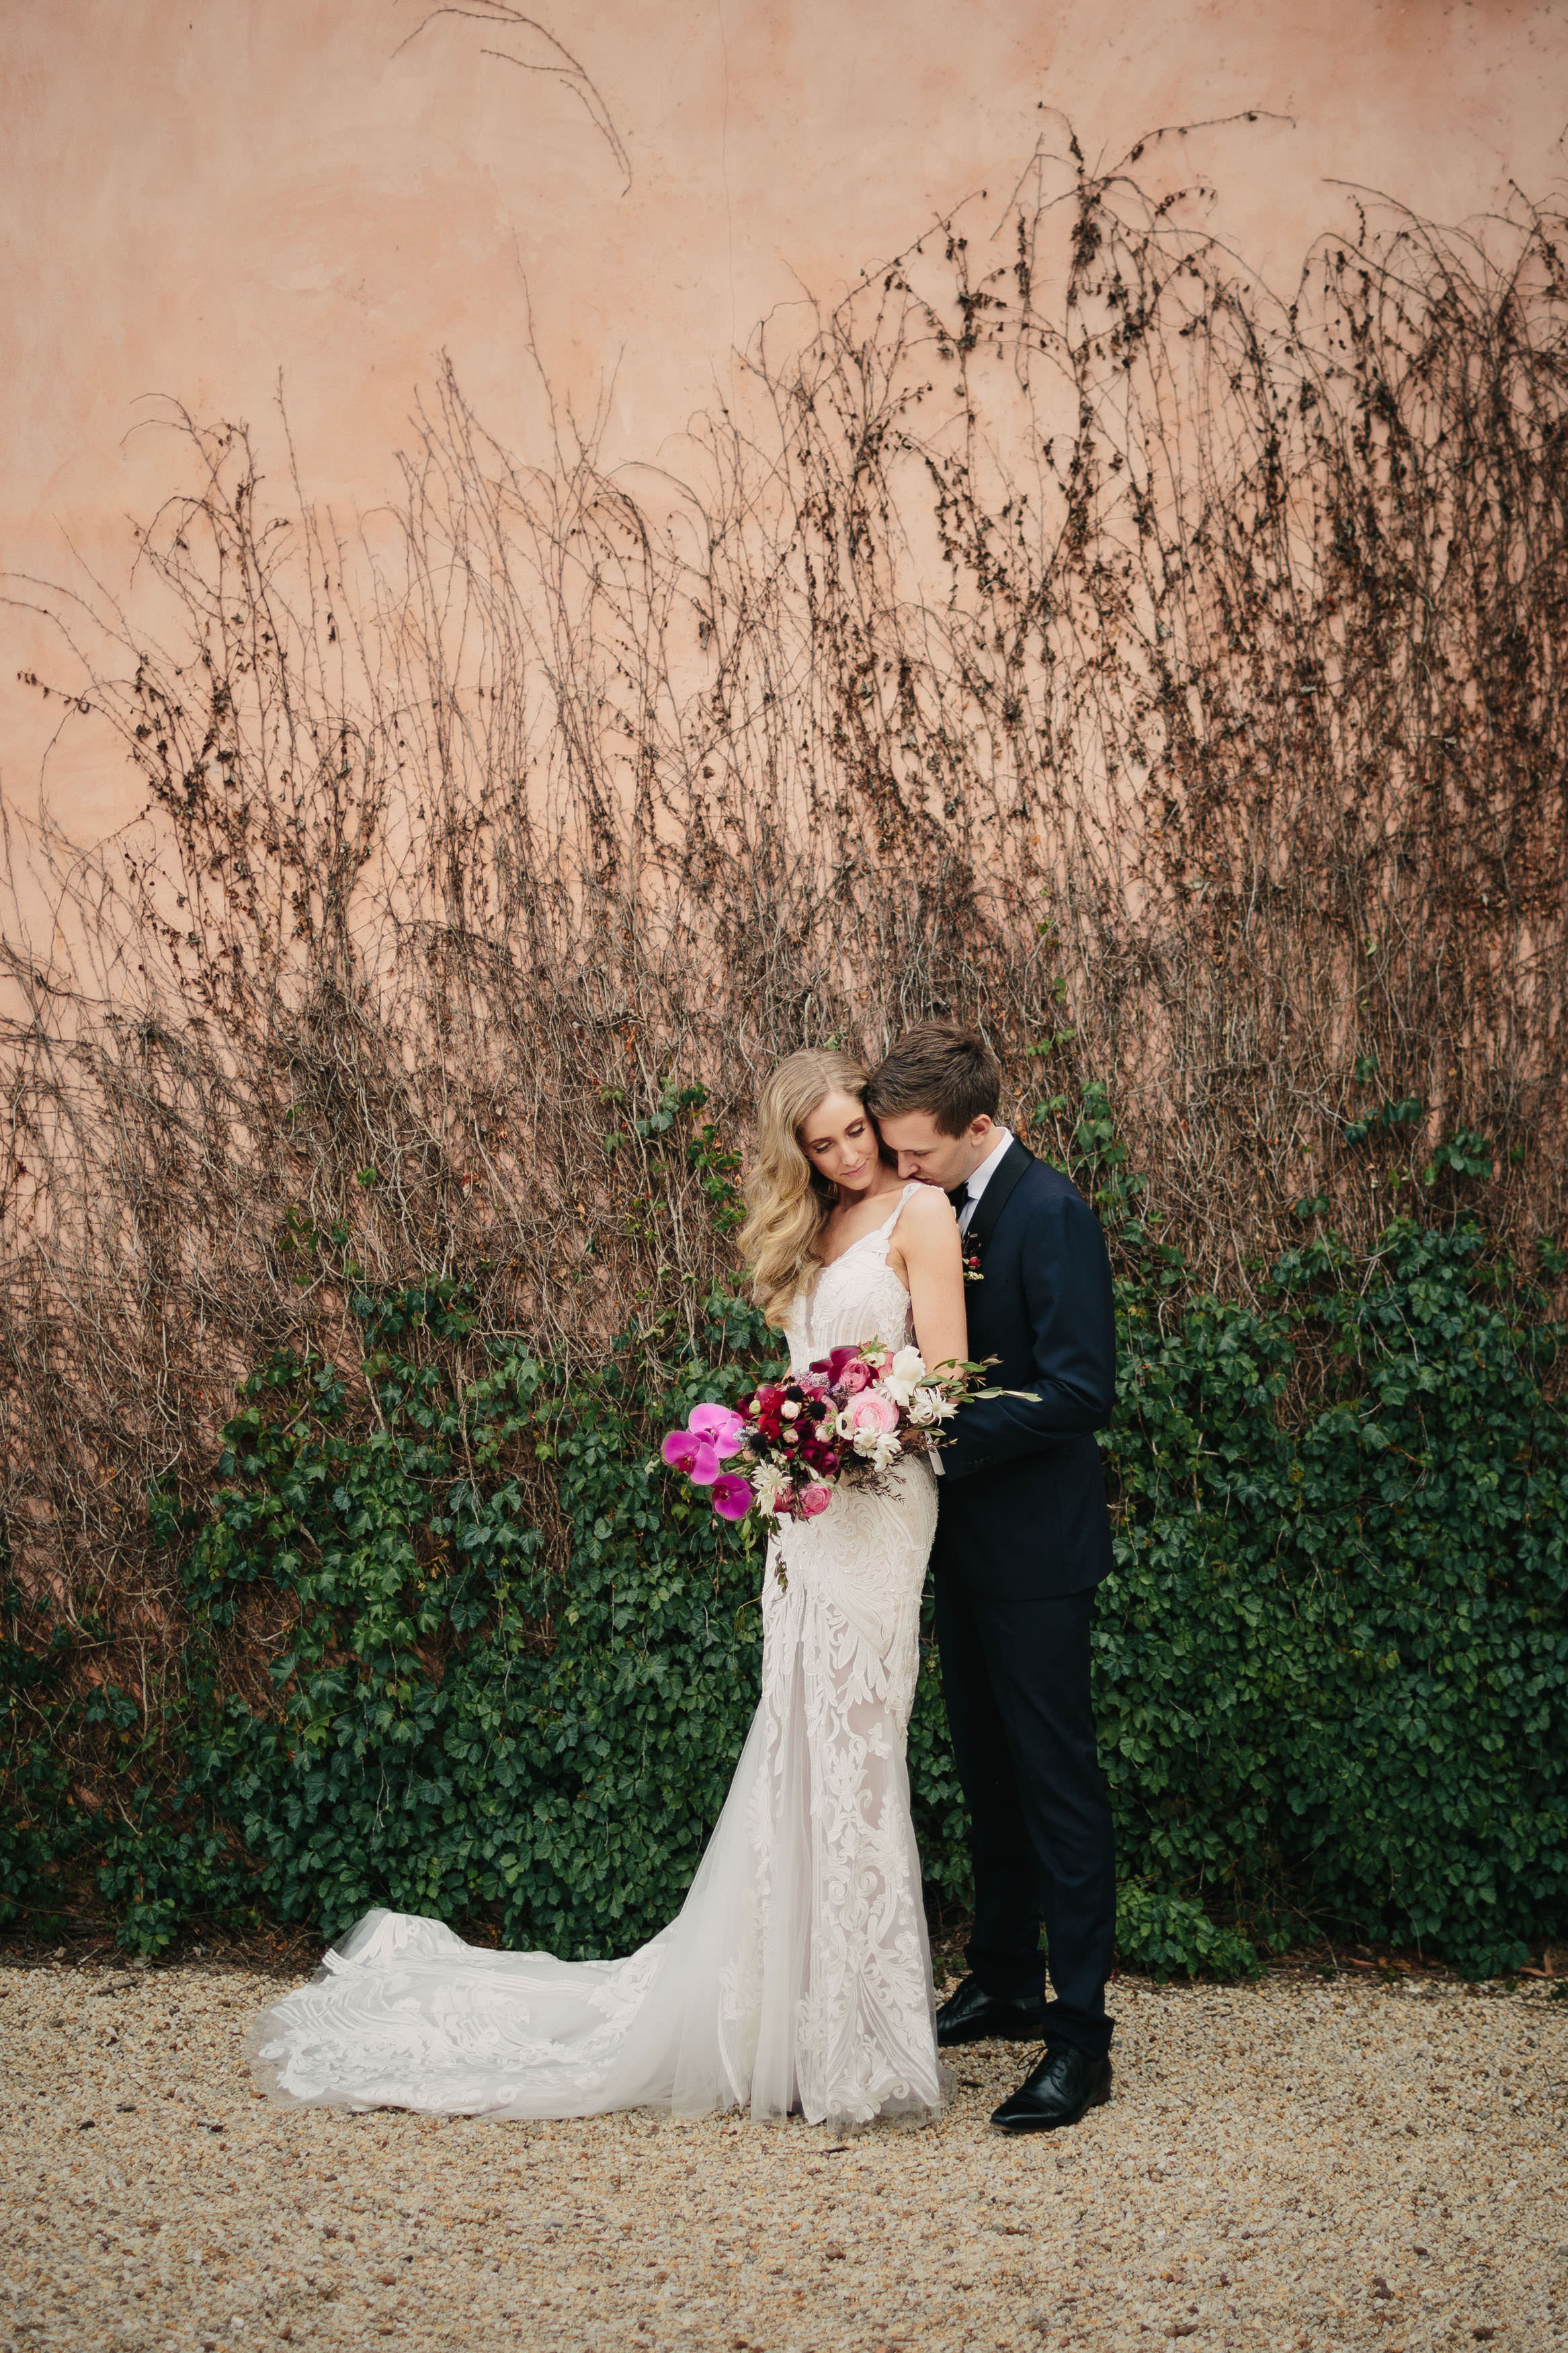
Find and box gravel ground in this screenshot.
[1,1957,1563,2352]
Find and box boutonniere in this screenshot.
[962,1248,984,1285]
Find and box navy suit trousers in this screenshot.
[934,1565,1116,2061]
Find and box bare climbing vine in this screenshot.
[2,132,1565,1814]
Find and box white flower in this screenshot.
[780,1398,800,1419]
[871,1431,903,1470]
[877,1345,926,1408]
[905,1388,941,1426]
[852,1426,880,1458]
[751,1461,788,1511]
[835,1408,858,1440]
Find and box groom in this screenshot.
[869,1024,1118,2133]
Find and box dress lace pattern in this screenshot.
[249,1185,942,2129]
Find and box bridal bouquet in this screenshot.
[661,1341,982,1563]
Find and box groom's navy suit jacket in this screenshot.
[934,1142,1117,1599]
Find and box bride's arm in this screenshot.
[890,1185,968,1369]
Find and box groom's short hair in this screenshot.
[867,1023,1003,1137]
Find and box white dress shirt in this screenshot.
[934,1127,1014,1479]
[953,1126,1015,1234]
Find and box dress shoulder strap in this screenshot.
[874,1180,925,1240]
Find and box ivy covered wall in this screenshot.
[7,1100,1562,1980]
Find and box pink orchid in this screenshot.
[845,1390,899,1435]
[661,1427,702,1473]
[662,1432,721,1481]
[710,1472,753,1520]
[688,1402,746,1454]
[663,1402,747,1484]
[799,1484,833,1517]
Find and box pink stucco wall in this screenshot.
[2,0,1562,834]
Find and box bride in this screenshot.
[251,1047,967,2128]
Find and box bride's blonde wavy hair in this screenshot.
[740,1048,880,1325]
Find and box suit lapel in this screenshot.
[964,1138,1032,1261]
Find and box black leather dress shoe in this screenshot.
[990,2047,1113,2133]
[935,1976,1046,2048]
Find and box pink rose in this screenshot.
[835,1357,874,1395]
[799,1484,833,1518]
[845,1390,899,1435]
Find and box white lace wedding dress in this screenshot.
[250,1185,944,2128]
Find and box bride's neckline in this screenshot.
[815,1182,917,1273]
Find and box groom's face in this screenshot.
[875,1109,998,1191]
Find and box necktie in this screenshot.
[946,1184,970,1214]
